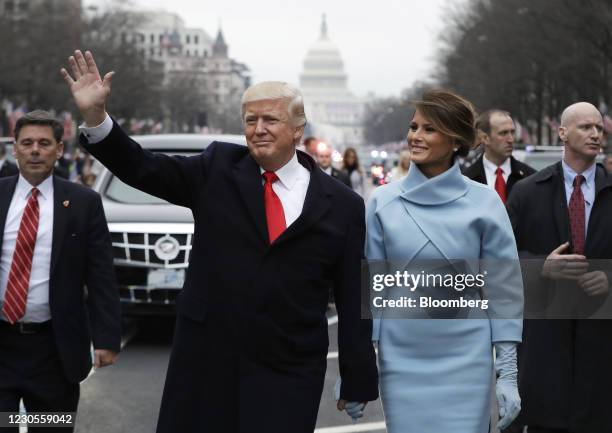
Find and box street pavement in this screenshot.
[75,310,387,433]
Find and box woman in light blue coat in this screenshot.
[366,90,523,433]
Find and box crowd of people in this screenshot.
[0,48,611,433]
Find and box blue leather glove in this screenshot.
[333,378,366,422]
[495,342,521,430]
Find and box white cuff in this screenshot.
[79,114,112,144]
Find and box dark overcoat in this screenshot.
[83,121,378,433]
[507,161,612,432]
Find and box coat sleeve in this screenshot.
[81,119,207,209]
[85,192,121,352]
[365,193,386,342]
[333,197,379,402]
[481,195,523,343]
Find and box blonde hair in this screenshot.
[241,81,306,127]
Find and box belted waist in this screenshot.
[0,319,52,334]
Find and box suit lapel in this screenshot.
[473,157,487,184]
[276,165,331,246]
[550,162,571,244]
[50,176,71,274]
[233,154,268,244]
[507,157,523,191]
[275,152,331,246]
[0,176,19,249]
[586,164,612,250]
[593,163,612,196]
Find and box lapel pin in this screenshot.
[519,170,524,176]
[63,200,70,208]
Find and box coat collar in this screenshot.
[509,156,528,177]
[594,162,612,195]
[536,161,612,193]
[0,175,70,275]
[533,160,562,183]
[233,152,268,244]
[232,149,332,247]
[399,159,469,205]
[275,151,332,246]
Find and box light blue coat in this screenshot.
[365,161,523,433]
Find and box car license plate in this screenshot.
[147,269,185,288]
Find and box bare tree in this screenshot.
[0,1,82,110]
[438,0,612,144]
[82,6,164,123]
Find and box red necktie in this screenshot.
[568,175,585,255]
[3,188,40,323]
[263,172,286,243]
[494,167,507,203]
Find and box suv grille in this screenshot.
[110,231,192,269]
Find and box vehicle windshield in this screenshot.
[523,154,562,171]
[104,151,195,204]
[105,177,168,204]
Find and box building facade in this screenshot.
[109,9,250,132]
[299,15,365,148]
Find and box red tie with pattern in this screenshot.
[263,172,286,243]
[568,175,585,255]
[3,188,40,323]
[494,167,507,203]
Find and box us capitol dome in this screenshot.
[299,15,365,148]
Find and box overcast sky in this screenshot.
[87,0,459,97]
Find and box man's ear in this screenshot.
[558,126,567,143]
[481,131,491,148]
[294,125,305,142]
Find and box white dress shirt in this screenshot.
[260,153,310,227]
[562,159,595,238]
[0,157,5,172]
[79,114,113,143]
[80,113,311,226]
[0,175,54,322]
[483,154,511,189]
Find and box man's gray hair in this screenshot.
[241,81,307,127]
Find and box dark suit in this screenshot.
[330,167,352,188]
[507,162,612,433]
[0,175,121,431]
[0,160,18,178]
[82,121,378,433]
[463,155,536,200]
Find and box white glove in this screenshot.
[333,378,366,422]
[495,342,521,430]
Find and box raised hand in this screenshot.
[60,50,114,127]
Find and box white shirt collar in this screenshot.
[483,154,511,175]
[259,151,302,190]
[0,157,5,170]
[15,174,53,201]
[561,159,596,188]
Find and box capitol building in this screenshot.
[299,15,366,149]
